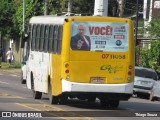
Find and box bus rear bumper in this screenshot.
[62,79,134,94]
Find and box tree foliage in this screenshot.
[139,19,160,73]
[148,40,160,72]
[1,0,139,40]
[15,0,44,35]
[0,0,17,40]
[146,18,160,38]
[140,39,160,73]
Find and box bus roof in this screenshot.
[29,16,131,24]
[30,16,67,24]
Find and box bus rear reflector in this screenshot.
[65,63,69,68]
[128,65,132,69]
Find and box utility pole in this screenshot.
[0,32,1,47]
[135,0,139,43]
[135,0,139,65]
[67,0,72,14]
[44,0,49,15]
[22,0,26,33]
[118,0,124,17]
[94,0,108,16]
[65,0,73,16]
[21,0,26,62]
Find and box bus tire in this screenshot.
[31,73,42,99]
[87,96,96,102]
[48,83,58,104]
[21,71,26,84]
[21,79,26,84]
[100,98,109,108]
[49,95,59,104]
[59,94,68,105]
[108,100,119,108]
[33,90,42,99]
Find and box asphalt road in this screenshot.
[0,71,160,120]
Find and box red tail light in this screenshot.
[65,69,69,74]
[128,71,132,75]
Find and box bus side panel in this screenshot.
[51,54,62,96]
[51,21,72,96]
[128,19,135,77]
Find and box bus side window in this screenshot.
[44,25,49,52]
[48,25,54,53]
[40,25,45,52]
[57,25,63,54]
[36,24,41,51]
[53,25,58,54]
[31,24,37,51]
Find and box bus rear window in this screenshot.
[70,22,129,52]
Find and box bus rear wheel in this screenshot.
[100,99,109,108]
[59,94,68,105]
[33,90,42,99]
[87,96,96,102]
[108,100,119,108]
[21,71,26,84]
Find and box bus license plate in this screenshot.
[90,77,105,84]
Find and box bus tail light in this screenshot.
[128,71,132,76]
[65,69,69,74]
[65,63,69,75]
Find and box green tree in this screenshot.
[0,0,17,40]
[146,18,160,39]
[0,0,139,41]
[139,48,150,67]
[148,40,160,73]
[139,18,160,73]
[14,0,44,35]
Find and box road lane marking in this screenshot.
[0,92,26,99]
[0,81,9,84]
[0,95,26,99]
[0,93,11,96]
[0,91,95,119]
[15,103,95,120]
[10,74,19,77]
[0,71,20,77]
[0,92,94,119]
[16,103,41,111]
[15,103,72,118]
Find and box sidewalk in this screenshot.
[0,68,21,77]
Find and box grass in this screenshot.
[0,62,21,69]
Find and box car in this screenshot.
[150,79,160,101]
[133,66,159,99]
